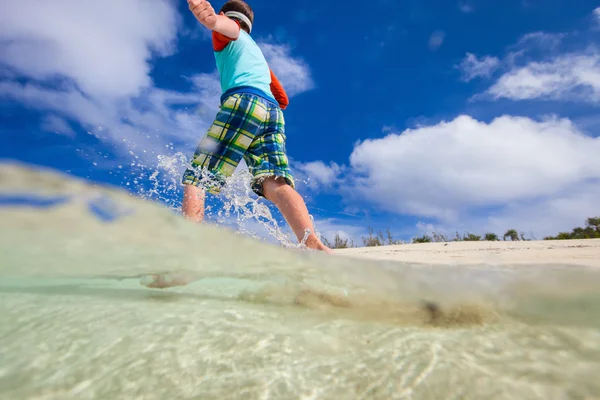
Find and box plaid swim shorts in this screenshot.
[182,93,295,197]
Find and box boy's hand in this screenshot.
[188,0,218,30]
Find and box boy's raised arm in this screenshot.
[188,0,240,39]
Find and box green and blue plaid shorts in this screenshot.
[182,93,295,197]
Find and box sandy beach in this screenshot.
[336,239,600,268]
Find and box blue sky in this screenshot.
[1,0,600,244]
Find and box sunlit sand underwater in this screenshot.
[1,163,600,399]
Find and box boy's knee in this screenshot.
[261,176,291,198]
[183,184,206,199]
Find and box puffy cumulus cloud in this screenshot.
[347,115,600,227]
[510,32,566,55]
[460,8,600,104]
[258,42,314,96]
[40,115,75,137]
[488,52,600,102]
[0,0,179,100]
[457,32,565,85]
[594,8,600,25]
[482,181,600,238]
[414,181,600,239]
[459,2,474,13]
[0,0,210,164]
[294,115,600,238]
[428,31,446,51]
[294,161,343,190]
[0,79,218,164]
[458,53,500,82]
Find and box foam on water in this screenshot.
[1,162,600,399]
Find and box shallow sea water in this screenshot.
[1,163,600,399]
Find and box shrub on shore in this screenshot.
[321,217,600,249]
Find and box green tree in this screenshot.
[322,233,355,249]
[333,234,350,249]
[587,217,600,230]
[386,228,403,245]
[412,235,432,244]
[463,233,482,241]
[432,232,449,243]
[584,217,600,238]
[484,233,499,241]
[519,231,528,241]
[503,229,519,241]
[362,227,384,247]
[544,216,600,240]
[545,232,572,240]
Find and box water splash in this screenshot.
[124,151,308,249]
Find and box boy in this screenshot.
[183,1,332,252]
[143,0,331,289]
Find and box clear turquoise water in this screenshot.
[1,163,600,399]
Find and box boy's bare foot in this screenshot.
[320,246,334,255]
[262,178,334,254]
[302,231,334,254]
[305,237,334,254]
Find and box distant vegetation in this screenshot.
[321,216,600,249]
[543,217,600,240]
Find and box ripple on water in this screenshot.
[0,279,599,399]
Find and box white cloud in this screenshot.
[0,0,178,100]
[313,218,366,247]
[458,53,500,82]
[41,115,75,137]
[481,181,600,238]
[594,8,600,24]
[428,31,446,51]
[415,180,600,239]
[462,13,600,104]
[258,42,314,96]
[487,52,600,102]
[458,32,565,85]
[0,81,111,129]
[0,0,209,165]
[346,115,600,228]
[459,2,474,13]
[512,32,565,53]
[0,80,215,164]
[294,161,343,190]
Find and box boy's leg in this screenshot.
[262,177,333,254]
[243,102,331,254]
[139,184,204,289]
[181,93,266,221]
[140,184,205,289]
[142,94,267,290]
[182,184,206,223]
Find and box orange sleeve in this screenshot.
[270,69,289,110]
[212,20,240,52]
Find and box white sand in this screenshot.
[336,239,600,268]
